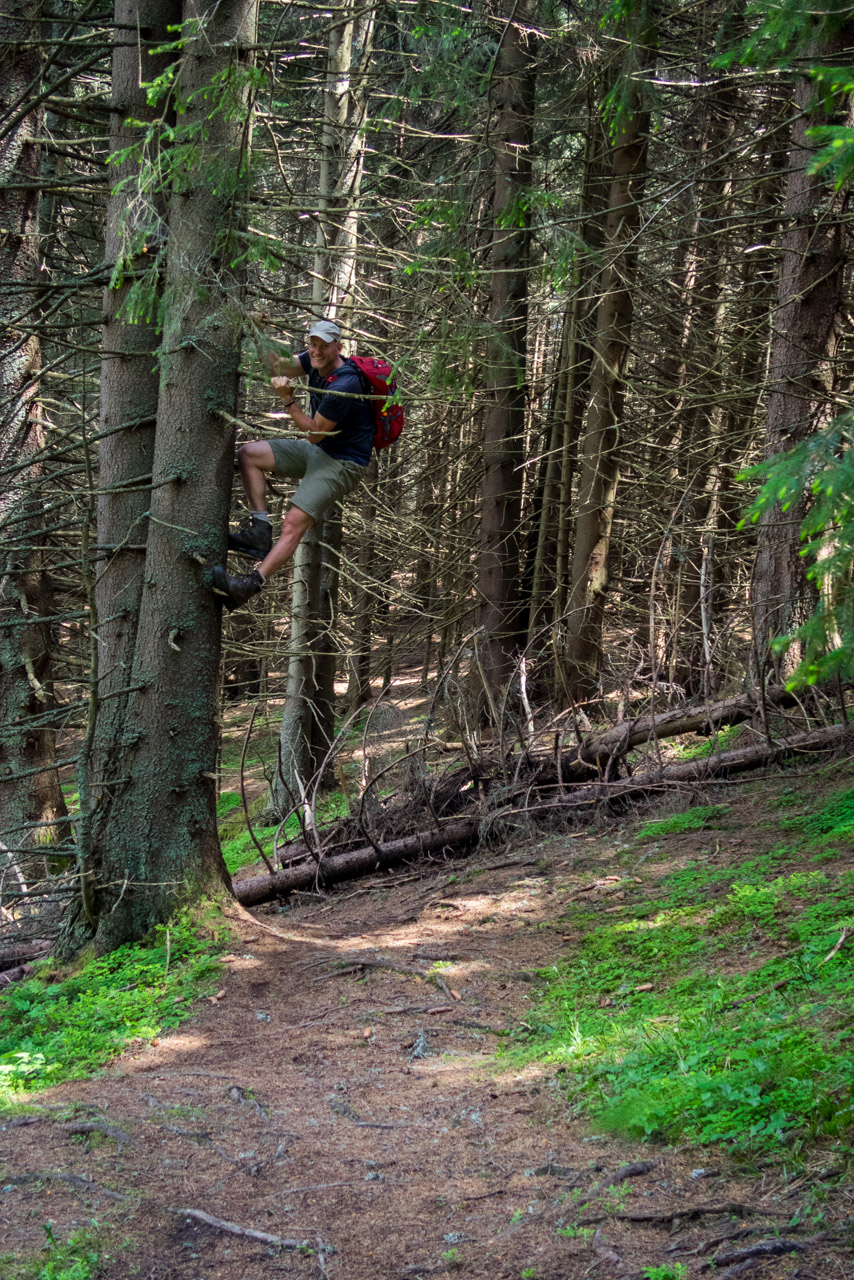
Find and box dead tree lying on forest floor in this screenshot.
[233,685,852,909]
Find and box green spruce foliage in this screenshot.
[741,413,854,687]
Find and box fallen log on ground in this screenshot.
[232,721,851,908]
[577,684,801,766]
[233,819,480,907]
[0,939,51,970]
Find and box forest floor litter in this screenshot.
[3,760,854,1279]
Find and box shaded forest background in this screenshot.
[1,0,853,955]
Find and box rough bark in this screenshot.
[93,0,182,784]
[0,0,67,851]
[90,0,258,950]
[476,1,536,700]
[752,36,854,674]
[562,27,653,701]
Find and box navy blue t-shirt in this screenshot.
[297,351,374,465]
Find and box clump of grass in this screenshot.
[2,1220,111,1280]
[0,913,226,1099]
[216,790,243,819]
[636,804,731,840]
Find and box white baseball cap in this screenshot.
[307,319,342,343]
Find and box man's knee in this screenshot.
[238,441,275,472]
[284,504,314,534]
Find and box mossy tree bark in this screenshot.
[89,0,258,951]
[0,0,68,855]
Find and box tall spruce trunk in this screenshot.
[0,0,67,853]
[751,39,853,676]
[562,33,652,702]
[90,0,258,951]
[93,0,182,815]
[476,2,536,703]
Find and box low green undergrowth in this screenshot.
[513,783,854,1156]
[671,724,742,763]
[635,804,731,840]
[2,1222,105,1280]
[0,913,226,1100]
[218,789,352,873]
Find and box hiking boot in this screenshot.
[227,515,273,560]
[211,565,264,612]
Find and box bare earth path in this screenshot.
[3,824,851,1278]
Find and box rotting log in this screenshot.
[577,684,800,766]
[232,721,851,909]
[233,820,479,907]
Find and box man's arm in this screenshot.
[271,375,337,444]
[246,313,304,380]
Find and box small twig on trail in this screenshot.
[461,1184,509,1202]
[674,1227,758,1256]
[221,904,293,941]
[278,1179,373,1194]
[240,705,277,876]
[170,1207,318,1251]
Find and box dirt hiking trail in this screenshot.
[4,785,853,1279]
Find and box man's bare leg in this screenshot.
[257,504,314,581]
[237,440,275,510]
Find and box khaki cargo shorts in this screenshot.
[268,438,367,522]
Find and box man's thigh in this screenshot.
[268,437,313,479]
[291,450,367,522]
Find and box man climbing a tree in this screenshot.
[211,319,374,611]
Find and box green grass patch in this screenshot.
[219,789,352,873]
[671,725,742,763]
[510,835,854,1154]
[635,804,731,840]
[1,1221,116,1280]
[222,824,281,873]
[0,914,226,1099]
[216,790,243,820]
[781,784,854,848]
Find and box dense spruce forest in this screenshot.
[1,0,853,954]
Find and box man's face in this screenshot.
[307,337,341,373]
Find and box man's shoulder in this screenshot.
[329,359,365,386]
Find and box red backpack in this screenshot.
[346,355,404,451]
